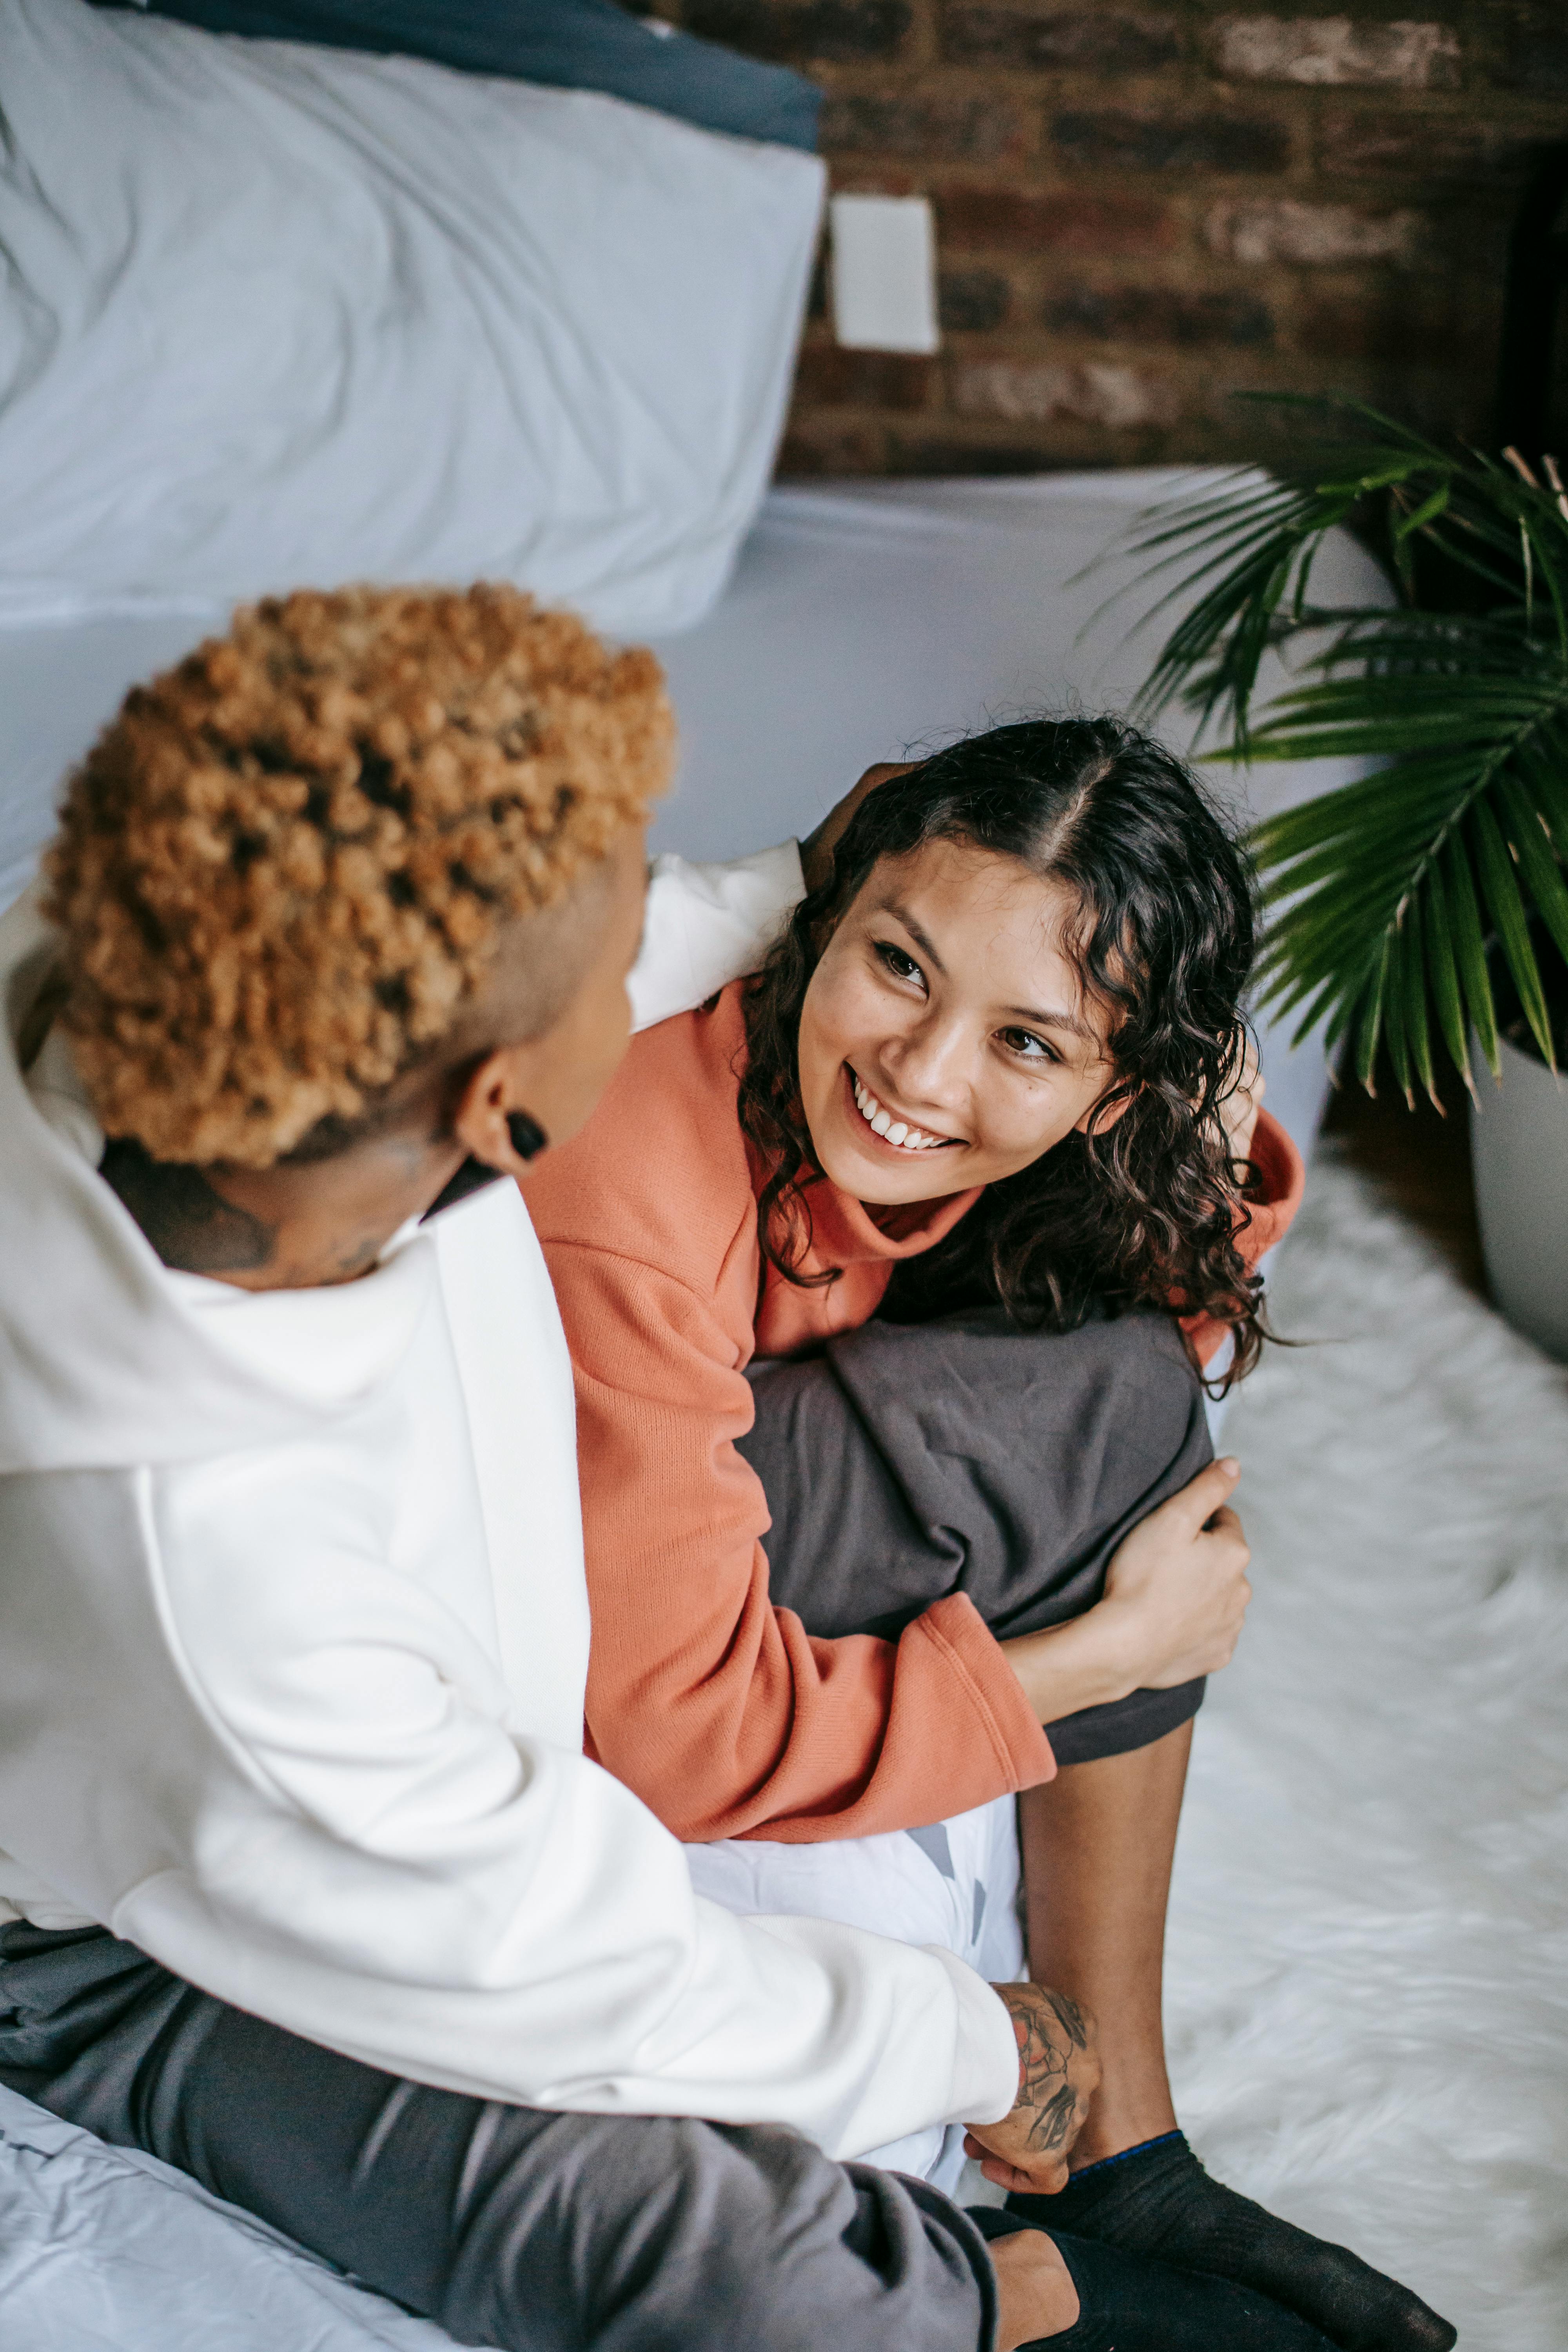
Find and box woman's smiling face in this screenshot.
[797,837,1126,1207]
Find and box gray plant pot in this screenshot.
[1470,1031,1568,1363]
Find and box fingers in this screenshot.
[962,2133,1069,2197]
[799,761,920,891]
[987,2153,1068,2196]
[1230,1041,1261,1100]
[1161,1454,1241,1537]
[1103,1454,1255,1688]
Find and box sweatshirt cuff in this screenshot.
[920,1592,1056,1793]
[924,1945,1020,2127]
[629,841,804,1033]
[1234,1107,1305,1265]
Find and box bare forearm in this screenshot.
[999,1608,1139,1724]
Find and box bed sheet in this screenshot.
[0,2081,483,2352]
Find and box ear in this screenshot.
[452,1048,548,1178]
[1074,1084,1135,1140]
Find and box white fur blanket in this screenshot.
[1164,1147,1568,2349]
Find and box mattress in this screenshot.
[0,470,1382,1156]
[0,2081,474,2352]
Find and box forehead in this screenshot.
[865,838,1080,964]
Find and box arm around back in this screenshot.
[554,1233,1052,1840]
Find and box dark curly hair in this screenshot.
[737,715,1269,1390]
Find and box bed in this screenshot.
[0,6,1389,2343]
[0,462,1387,2344]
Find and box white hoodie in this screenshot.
[0,858,1018,2160]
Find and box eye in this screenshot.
[873,940,926,989]
[998,1025,1059,1065]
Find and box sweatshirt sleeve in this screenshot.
[1183,1106,1306,1368]
[629,842,805,1033]
[552,1236,1054,1843]
[49,1458,1018,2161]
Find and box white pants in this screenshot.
[686,1794,1025,2189]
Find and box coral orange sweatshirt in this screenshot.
[530,984,1304,1845]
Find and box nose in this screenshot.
[880,1011,971,1118]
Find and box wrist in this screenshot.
[1001,1606,1139,1724]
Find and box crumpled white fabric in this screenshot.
[0,0,823,634]
[689,1794,1025,2192]
[0,2082,480,2352]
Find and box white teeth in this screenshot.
[851,1074,950,1153]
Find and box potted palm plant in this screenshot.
[1117,396,1568,1360]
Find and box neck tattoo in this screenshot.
[98,1137,278,1275]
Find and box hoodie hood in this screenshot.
[0,886,437,1475]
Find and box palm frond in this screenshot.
[1106,397,1568,724]
[1422,860,1470,1094]
[1111,395,1568,1093]
[1240,653,1568,1077]
[1444,835,1498,1080]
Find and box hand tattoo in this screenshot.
[997,1982,1092,2155]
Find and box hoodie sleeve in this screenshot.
[629,843,804,1033]
[2,1455,1015,2161]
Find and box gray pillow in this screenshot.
[100,0,820,149]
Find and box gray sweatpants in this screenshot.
[0,1922,997,2352]
[742,1301,1214,1764]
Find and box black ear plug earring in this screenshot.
[420,1109,549,1224]
[507,1110,548,1162]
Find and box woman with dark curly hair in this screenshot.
[530,715,1448,2349]
[531,717,1289,1852]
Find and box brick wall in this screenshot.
[660,2,1568,472]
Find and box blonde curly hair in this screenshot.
[47,584,673,1167]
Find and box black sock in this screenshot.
[1005,2133,1456,2352]
[967,2208,1340,2352]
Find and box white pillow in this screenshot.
[0,0,824,634]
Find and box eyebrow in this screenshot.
[874,895,1099,1045]
[875,896,947,976]
[1005,1001,1098,1043]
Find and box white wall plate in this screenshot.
[829,193,940,355]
